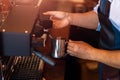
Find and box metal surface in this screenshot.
[51,37,67,58]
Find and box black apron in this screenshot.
[98,0,120,80]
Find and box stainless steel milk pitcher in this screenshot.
[51,37,68,58]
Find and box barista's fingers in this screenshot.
[67,45,73,50]
[52,20,58,28]
[50,15,61,20]
[45,11,59,20]
[43,11,57,16]
[67,50,74,56]
[67,45,74,56]
[50,16,54,20]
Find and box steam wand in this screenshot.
[32,31,55,66]
[32,19,55,66]
[33,50,55,66]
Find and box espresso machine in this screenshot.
[0,0,55,80]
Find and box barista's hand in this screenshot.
[67,40,96,60]
[43,11,71,29]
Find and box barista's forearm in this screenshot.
[92,48,120,69]
[68,11,99,30]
